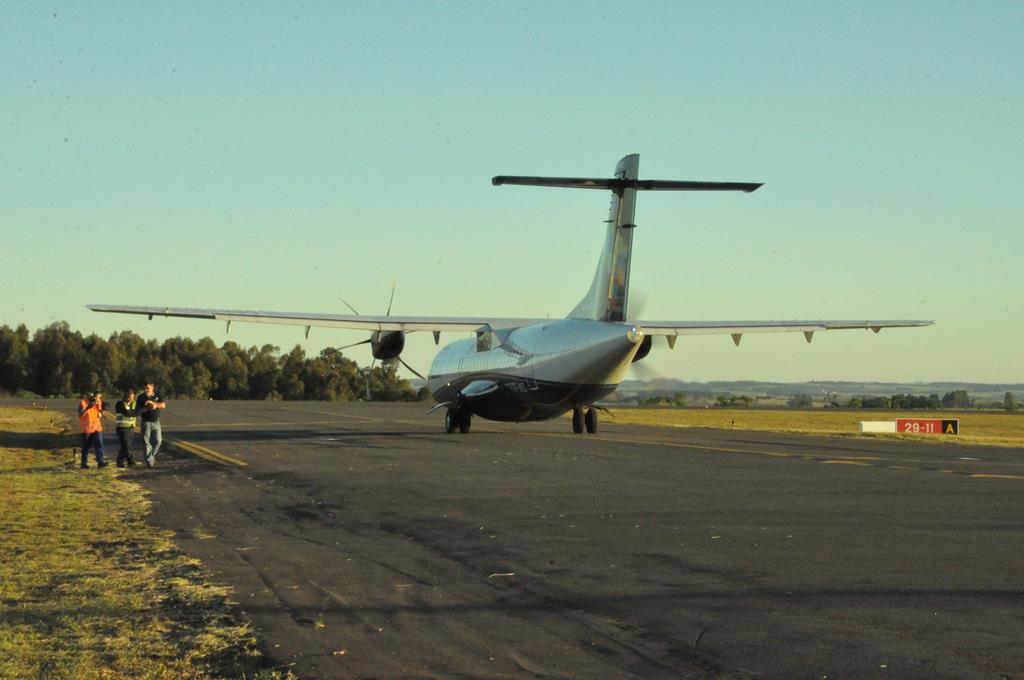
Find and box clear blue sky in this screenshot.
[2,2,1021,382]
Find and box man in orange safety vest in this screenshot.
[78,390,107,469]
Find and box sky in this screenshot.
[2,1,1021,383]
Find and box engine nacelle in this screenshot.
[631,334,653,362]
[370,330,405,360]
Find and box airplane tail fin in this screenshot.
[493,154,761,322]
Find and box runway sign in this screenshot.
[896,418,959,435]
[859,421,897,433]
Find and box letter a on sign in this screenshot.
[941,419,959,435]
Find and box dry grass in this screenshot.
[610,407,1024,448]
[0,407,294,680]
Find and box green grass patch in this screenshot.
[609,407,1024,448]
[0,407,294,680]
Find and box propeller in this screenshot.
[395,357,425,380]
[625,289,667,382]
[629,358,663,382]
[336,283,426,398]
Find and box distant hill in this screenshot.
[614,379,1023,406]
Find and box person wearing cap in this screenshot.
[114,388,137,467]
[77,390,107,469]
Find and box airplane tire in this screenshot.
[571,408,583,434]
[458,413,471,434]
[444,408,458,434]
[585,408,598,434]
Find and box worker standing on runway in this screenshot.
[136,382,166,467]
[114,388,137,468]
[78,390,106,469]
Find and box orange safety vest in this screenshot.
[79,399,103,434]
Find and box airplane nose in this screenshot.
[626,326,644,344]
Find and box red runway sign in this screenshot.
[896,418,959,435]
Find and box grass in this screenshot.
[0,407,294,680]
[609,406,1024,448]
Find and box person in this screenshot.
[136,382,166,467]
[114,388,137,468]
[77,390,106,468]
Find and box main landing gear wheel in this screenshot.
[445,406,472,434]
[585,408,598,434]
[571,407,583,434]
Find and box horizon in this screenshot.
[3,3,1021,383]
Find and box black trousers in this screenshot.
[116,428,134,463]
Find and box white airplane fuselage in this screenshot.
[428,319,644,421]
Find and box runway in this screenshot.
[122,401,1023,678]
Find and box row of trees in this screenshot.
[849,390,1014,410]
[638,392,689,407]
[790,391,1015,410]
[848,394,943,409]
[0,322,426,401]
[637,390,1016,411]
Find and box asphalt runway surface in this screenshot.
[33,401,1024,678]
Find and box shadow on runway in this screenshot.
[121,447,232,478]
[233,584,1024,621]
[0,429,73,452]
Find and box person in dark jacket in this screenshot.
[114,388,137,467]
[136,382,166,467]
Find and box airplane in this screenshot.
[89,154,932,435]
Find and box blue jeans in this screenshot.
[142,421,162,462]
[81,432,105,466]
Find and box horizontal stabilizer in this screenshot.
[632,179,761,192]
[492,176,761,193]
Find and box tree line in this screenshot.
[792,390,1015,410]
[637,390,1016,411]
[848,390,1014,411]
[0,322,427,401]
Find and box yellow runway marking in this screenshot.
[970,473,1024,480]
[171,438,248,467]
[101,411,246,467]
[521,431,881,463]
[100,409,247,466]
[518,430,1021,481]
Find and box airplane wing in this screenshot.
[86,304,547,333]
[634,319,934,345]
